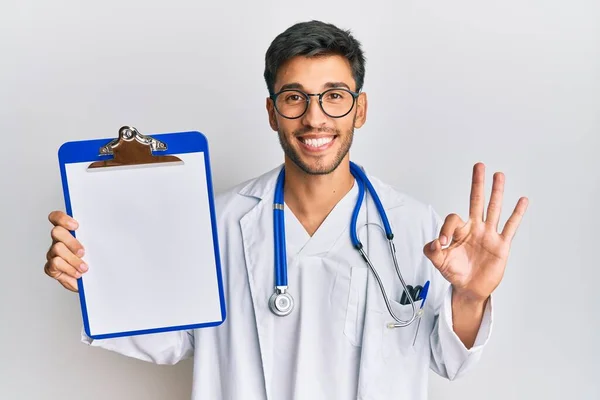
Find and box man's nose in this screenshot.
[301,95,328,127]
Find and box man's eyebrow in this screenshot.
[279,83,303,91]
[277,81,353,92]
[323,81,351,90]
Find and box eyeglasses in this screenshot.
[270,88,360,119]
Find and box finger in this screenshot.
[56,273,79,292]
[486,172,505,230]
[48,241,88,273]
[48,211,79,231]
[501,197,529,242]
[44,256,82,280]
[423,237,446,269]
[438,213,465,246]
[50,226,85,258]
[469,162,486,221]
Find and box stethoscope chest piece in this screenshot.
[269,288,294,316]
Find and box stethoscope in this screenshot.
[269,161,430,329]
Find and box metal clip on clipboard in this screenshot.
[88,126,183,170]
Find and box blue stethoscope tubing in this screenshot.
[269,161,429,328]
[269,166,294,316]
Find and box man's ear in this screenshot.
[354,92,368,129]
[266,97,278,131]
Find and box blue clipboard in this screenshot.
[58,127,226,339]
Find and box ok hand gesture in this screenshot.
[424,163,529,302]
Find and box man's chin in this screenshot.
[292,157,344,176]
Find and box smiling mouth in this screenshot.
[298,136,336,149]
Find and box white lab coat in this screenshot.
[81,164,493,400]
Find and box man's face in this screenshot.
[267,54,367,175]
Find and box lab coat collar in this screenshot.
[237,164,282,201]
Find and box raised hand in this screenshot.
[423,162,528,302]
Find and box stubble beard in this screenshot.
[277,124,355,176]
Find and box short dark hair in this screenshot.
[263,20,366,95]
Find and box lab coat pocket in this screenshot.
[381,300,419,359]
[343,266,369,347]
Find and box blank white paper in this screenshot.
[65,152,223,337]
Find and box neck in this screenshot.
[283,158,354,236]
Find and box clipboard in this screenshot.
[58,126,226,340]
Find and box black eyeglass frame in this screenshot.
[269,88,360,119]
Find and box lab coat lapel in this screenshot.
[355,172,407,399]
[238,165,282,400]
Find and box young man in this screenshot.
[44,20,528,399]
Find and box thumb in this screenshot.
[423,238,445,268]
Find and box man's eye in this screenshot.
[325,91,346,101]
[285,94,304,102]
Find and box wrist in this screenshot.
[452,287,489,312]
[450,287,490,349]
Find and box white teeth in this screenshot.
[302,137,333,148]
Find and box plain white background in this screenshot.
[1,0,598,399]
